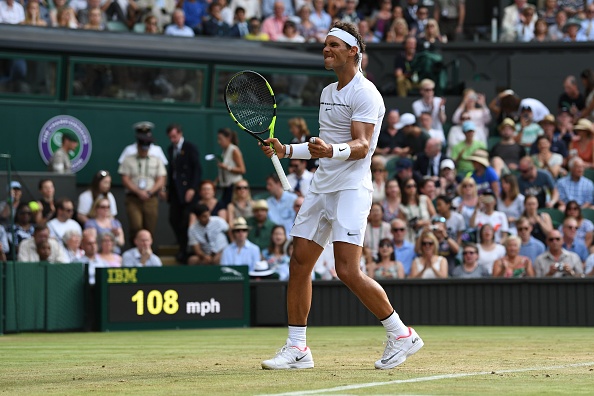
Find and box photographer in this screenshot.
[533,230,583,277]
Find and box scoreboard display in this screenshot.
[96,266,250,331]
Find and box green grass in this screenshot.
[1,327,593,395]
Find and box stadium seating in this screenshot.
[538,207,564,229]
[581,208,594,224]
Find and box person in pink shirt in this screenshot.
[261,0,287,41]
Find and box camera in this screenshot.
[554,262,564,272]
[408,216,419,230]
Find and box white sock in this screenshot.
[288,325,307,348]
[380,311,408,337]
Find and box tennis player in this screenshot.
[259,21,423,370]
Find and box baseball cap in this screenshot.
[10,181,22,190]
[462,121,476,133]
[440,159,455,170]
[395,113,416,129]
[395,157,413,172]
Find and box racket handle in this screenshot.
[271,154,292,191]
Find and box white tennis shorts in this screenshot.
[290,187,372,247]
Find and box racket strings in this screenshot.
[226,74,275,133]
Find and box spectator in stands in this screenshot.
[122,229,162,267]
[77,170,118,224]
[261,1,287,41]
[557,106,575,145]
[227,179,253,225]
[409,230,448,278]
[420,177,438,201]
[370,158,387,203]
[563,17,584,41]
[296,5,317,42]
[0,0,25,24]
[363,202,391,264]
[262,0,294,19]
[521,194,552,244]
[394,157,414,187]
[433,0,464,42]
[229,6,248,37]
[470,189,509,243]
[18,224,67,263]
[6,202,35,254]
[538,0,558,26]
[118,121,168,166]
[469,150,500,197]
[21,0,48,26]
[519,94,550,123]
[570,119,594,168]
[119,133,167,243]
[451,121,487,174]
[47,198,82,245]
[418,112,445,143]
[532,135,565,179]
[501,0,537,42]
[247,199,276,251]
[376,109,403,158]
[202,1,231,36]
[412,78,446,135]
[530,114,568,160]
[34,179,55,226]
[82,7,105,30]
[435,195,464,241]
[547,9,567,40]
[517,216,546,263]
[452,88,491,145]
[357,18,378,44]
[368,0,393,41]
[579,69,594,120]
[492,235,534,277]
[390,218,415,276]
[287,158,313,197]
[411,5,429,37]
[559,75,585,116]
[165,8,195,36]
[261,224,290,280]
[560,216,589,263]
[80,230,108,285]
[517,156,559,208]
[381,179,401,224]
[417,18,446,51]
[277,19,305,42]
[197,180,227,220]
[143,14,160,33]
[476,223,506,275]
[84,197,125,251]
[437,160,460,201]
[369,237,405,280]
[454,176,478,227]
[48,130,78,174]
[393,35,418,97]
[531,18,550,42]
[265,173,297,235]
[446,111,468,157]
[497,174,525,235]
[488,89,521,125]
[580,3,594,40]
[400,115,430,158]
[403,0,419,32]
[399,177,435,243]
[216,130,246,208]
[378,4,403,41]
[533,229,583,277]
[36,240,51,262]
[338,0,361,24]
[0,181,21,227]
[413,138,446,183]
[559,1,584,19]
[431,216,458,276]
[452,242,490,278]
[515,105,544,150]
[97,231,122,266]
[491,118,525,176]
[385,16,409,44]
[230,0,260,21]
[63,229,84,262]
[220,217,260,272]
[310,0,331,41]
[561,201,594,249]
[556,157,594,212]
[187,203,229,265]
[515,4,537,42]
[56,6,80,29]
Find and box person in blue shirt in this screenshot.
[390,218,416,276]
[517,217,546,264]
[468,149,500,196]
[265,174,297,235]
[561,216,589,263]
[220,217,261,272]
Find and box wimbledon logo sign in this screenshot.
[38,115,92,173]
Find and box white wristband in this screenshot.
[285,144,291,157]
[332,143,350,160]
[291,143,312,160]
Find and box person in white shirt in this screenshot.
[412,78,446,137]
[0,0,25,24]
[117,121,168,165]
[286,158,313,197]
[17,224,68,263]
[121,229,162,267]
[259,22,423,371]
[165,9,196,37]
[47,198,83,244]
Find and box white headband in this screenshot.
[326,27,362,71]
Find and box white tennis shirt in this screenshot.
[310,72,385,194]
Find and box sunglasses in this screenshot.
[98,205,110,209]
[372,169,385,172]
[392,227,406,232]
[517,227,530,231]
[462,251,476,255]
[236,186,249,190]
[233,229,248,233]
[62,208,73,213]
[379,243,392,248]
[406,184,416,188]
[564,225,578,230]
[421,241,434,246]
[548,237,561,241]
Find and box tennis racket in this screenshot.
[224,70,291,191]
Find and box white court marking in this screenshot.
[258,361,594,396]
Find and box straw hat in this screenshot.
[574,118,593,134]
[249,260,276,277]
[498,117,516,131]
[252,200,269,211]
[467,149,490,168]
[538,114,556,126]
[231,217,250,230]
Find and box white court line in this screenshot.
[258,361,594,396]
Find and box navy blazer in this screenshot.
[167,140,202,204]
